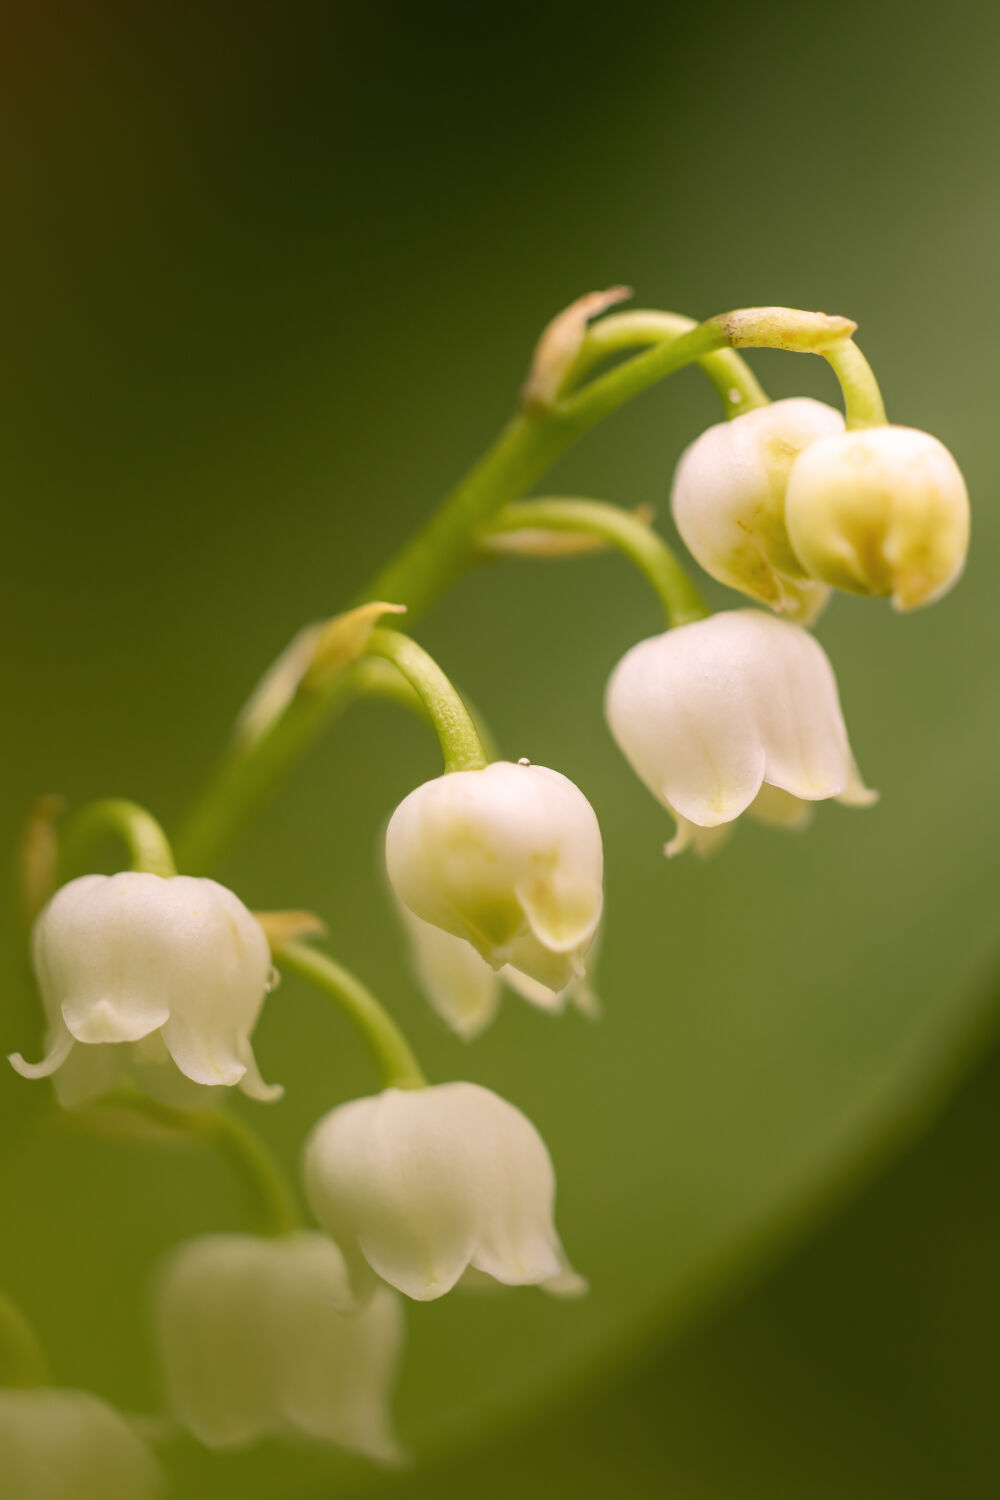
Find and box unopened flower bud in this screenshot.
[385,761,603,994]
[785,425,970,610]
[303,1082,584,1302]
[9,873,280,1106]
[605,609,875,855]
[671,398,844,622]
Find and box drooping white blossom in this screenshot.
[9,873,280,1105]
[0,1388,163,1500]
[785,424,970,610]
[671,398,844,622]
[303,1082,584,1302]
[154,1232,404,1462]
[394,896,599,1040]
[385,761,603,994]
[605,609,875,855]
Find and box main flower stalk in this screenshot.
[175,305,858,871]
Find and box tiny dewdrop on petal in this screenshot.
[303,1082,583,1302]
[385,760,603,994]
[9,873,281,1106]
[785,425,970,610]
[671,398,845,623]
[154,1232,404,1463]
[0,1388,163,1500]
[604,609,876,856]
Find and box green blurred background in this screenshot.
[1,1,999,1494]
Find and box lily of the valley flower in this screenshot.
[785,424,970,610]
[671,397,844,623]
[155,1232,404,1462]
[9,873,281,1105]
[395,898,599,1040]
[303,1082,584,1302]
[605,609,876,855]
[0,1388,163,1499]
[385,760,603,994]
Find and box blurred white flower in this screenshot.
[395,897,599,1040]
[154,1232,404,1462]
[671,398,843,622]
[0,1388,163,1499]
[385,761,603,993]
[9,873,280,1105]
[605,609,875,855]
[785,424,970,610]
[303,1082,584,1302]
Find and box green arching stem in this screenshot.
[347,656,430,723]
[0,1291,49,1388]
[347,657,501,762]
[59,799,177,881]
[482,497,708,628]
[363,629,488,773]
[363,309,852,613]
[175,305,857,871]
[562,307,856,431]
[564,308,770,418]
[84,1085,300,1238]
[822,338,888,428]
[274,941,427,1091]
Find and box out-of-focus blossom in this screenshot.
[0,1388,163,1499]
[155,1231,404,1462]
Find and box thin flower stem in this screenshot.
[84,1085,300,1238]
[0,1291,50,1388]
[174,305,857,871]
[363,629,488,773]
[564,309,770,418]
[562,307,856,430]
[273,941,427,1092]
[59,799,178,881]
[822,338,888,428]
[482,497,708,628]
[347,657,501,762]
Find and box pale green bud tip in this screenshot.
[714,307,857,353]
[785,425,970,611]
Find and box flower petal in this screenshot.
[8,1024,75,1081]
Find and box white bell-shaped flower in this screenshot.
[0,1388,163,1500]
[303,1082,584,1302]
[154,1232,404,1462]
[605,609,876,856]
[785,424,970,610]
[385,761,603,994]
[9,873,280,1105]
[671,398,844,623]
[395,898,599,1040]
